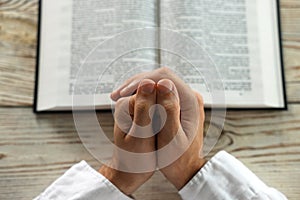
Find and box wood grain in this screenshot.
[0,0,299,200]
[0,107,300,199]
[0,0,37,106]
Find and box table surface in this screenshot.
[0,0,299,199]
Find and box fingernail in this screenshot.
[140,80,155,94]
[158,80,173,95]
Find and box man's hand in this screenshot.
[99,79,157,195]
[110,68,207,190]
[111,67,201,145]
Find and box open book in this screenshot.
[35,0,286,112]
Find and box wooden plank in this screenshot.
[0,0,37,106]
[0,0,299,106]
[280,0,300,41]
[286,82,300,103]
[0,106,300,199]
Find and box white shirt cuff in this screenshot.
[179,151,287,200]
[34,161,132,200]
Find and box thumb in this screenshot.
[128,79,157,139]
[156,79,181,144]
[156,79,190,168]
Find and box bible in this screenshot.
[34,0,286,112]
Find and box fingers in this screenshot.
[110,72,147,101]
[114,95,135,136]
[120,79,141,97]
[111,67,197,135]
[111,79,140,101]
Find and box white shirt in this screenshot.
[34,151,287,200]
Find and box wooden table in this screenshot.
[0,0,299,199]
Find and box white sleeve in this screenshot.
[179,151,287,200]
[34,161,132,200]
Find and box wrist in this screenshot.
[163,158,206,190]
[99,165,152,195]
[99,165,135,195]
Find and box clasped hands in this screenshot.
[99,68,206,195]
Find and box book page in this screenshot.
[37,0,158,111]
[257,0,285,108]
[159,0,281,107]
